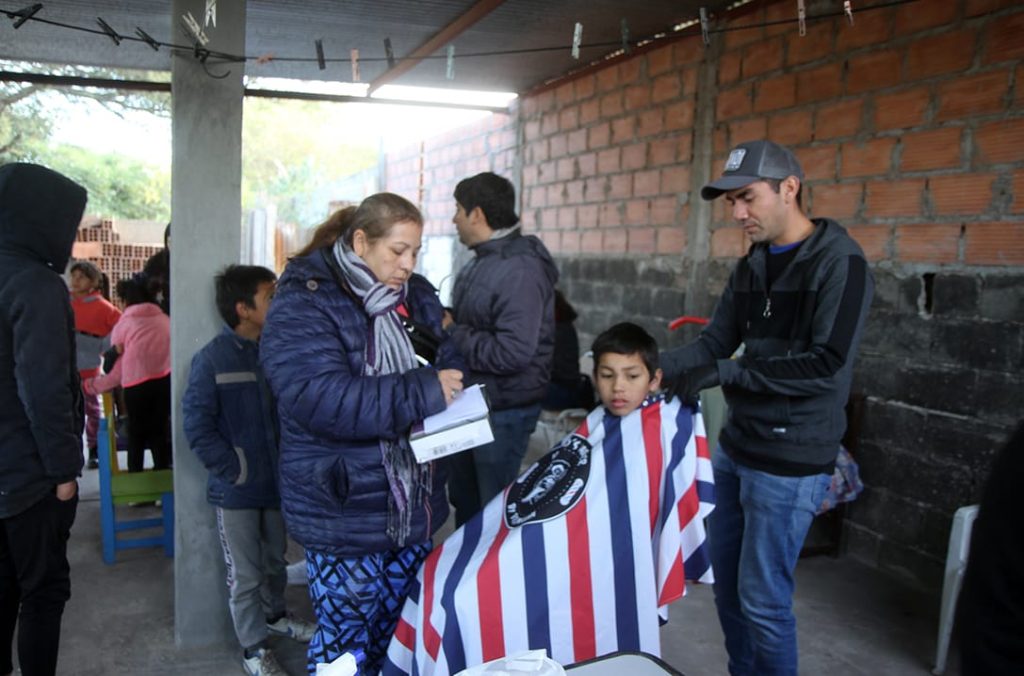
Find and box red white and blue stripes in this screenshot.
[383,396,715,675]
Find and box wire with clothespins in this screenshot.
[0,0,922,76]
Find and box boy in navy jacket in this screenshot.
[183,265,314,676]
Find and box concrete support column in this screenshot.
[170,0,246,647]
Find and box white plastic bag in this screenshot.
[315,649,364,676]
[455,649,567,676]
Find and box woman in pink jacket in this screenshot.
[83,273,171,472]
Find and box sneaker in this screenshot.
[86,457,99,470]
[242,647,288,676]
[267,614,316,643]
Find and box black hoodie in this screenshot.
[0,163,88,518]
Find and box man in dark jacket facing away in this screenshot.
[0,163,87,676]
[661,141,873,676]
[444,172,558,525]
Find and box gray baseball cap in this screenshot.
[700,140,804,201]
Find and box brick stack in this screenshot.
[72,217,164,308]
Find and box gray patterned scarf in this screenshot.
[333,239,434,546]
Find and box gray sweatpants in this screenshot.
[216,506,288,649]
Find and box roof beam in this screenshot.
[367,0,508,94]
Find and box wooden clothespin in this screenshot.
[446,44,455,80]
[10,3,42,29]
[315,39,326,70]
[384,38,396,69]
[699,7,710,47]
[844,1,854,26]
[96,17,121,45]
[571,22,583,59]
[621,19,631,54]
[135,27,160,50]
[351,49,361,82]
[797,0,807,37]
[204,0,217,28]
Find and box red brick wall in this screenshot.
[383,112,518,237]
[520,41,701,257]
[709,0,1024,268]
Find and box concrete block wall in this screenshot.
[385,0,1024,589]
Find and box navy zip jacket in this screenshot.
[183,327,281,509]
[449,231,559,411]
[0,163,87,518]
[260,250,461,556]
[662,218,873,475]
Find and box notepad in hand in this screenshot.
[410,384,494,463]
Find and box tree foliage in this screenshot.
[2,63,381,224]
[242,97,378,226]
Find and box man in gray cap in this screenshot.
[661,140,873,675]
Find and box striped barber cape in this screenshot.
[382,396,715,676]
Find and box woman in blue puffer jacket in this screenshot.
[260,194,464,675]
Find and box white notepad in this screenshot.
[410,384,494,463]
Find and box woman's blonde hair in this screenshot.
[292,193,423,258]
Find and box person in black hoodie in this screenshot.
[0,163,87,676]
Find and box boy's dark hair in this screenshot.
[116,273,155,307]
[215,265,277,328]
[591,322,659,377]
[453,172,519,230]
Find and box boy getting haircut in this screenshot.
[591,322,663,417]
[215,264,277,329]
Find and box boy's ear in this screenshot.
[649,368,664,392]
[235,300,250,322]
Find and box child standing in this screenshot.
[82,274,171,472]
[183,265,315,676]
[69,261,121,468]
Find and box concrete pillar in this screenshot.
[170,0,246,647]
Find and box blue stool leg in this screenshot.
[97,419,116,565]
[162,491,175,558]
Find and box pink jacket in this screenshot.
[84,302,170,394]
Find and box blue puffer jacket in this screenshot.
[183,327,280,509]
[259,249,459,557]
[449,230,559,410]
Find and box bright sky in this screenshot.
[49,81,516,165]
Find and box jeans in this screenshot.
[708,448,830,676]
[215,507,288,650]
[0,491,78,676]
[447,403,541,526]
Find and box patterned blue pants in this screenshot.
[306,544,431,675]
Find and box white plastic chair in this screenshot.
[932,504,979,675]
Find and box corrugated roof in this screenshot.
[0,0,736,93]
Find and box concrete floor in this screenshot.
[37,458,958,676]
